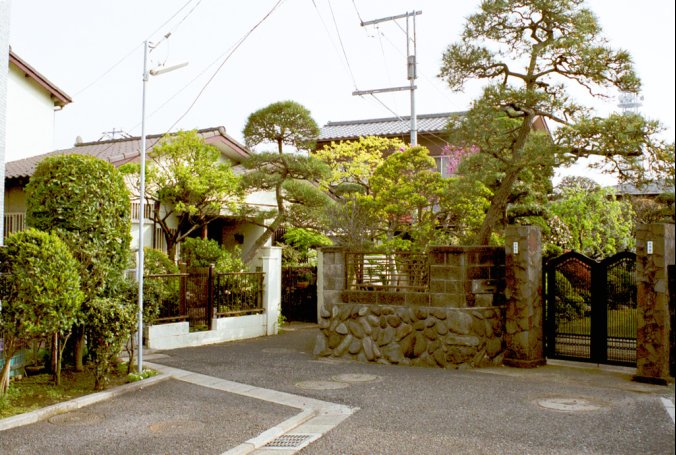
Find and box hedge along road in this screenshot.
[2,324,674,455]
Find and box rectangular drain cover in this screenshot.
[265,434,313,448]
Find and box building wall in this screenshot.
[6,63,56,161]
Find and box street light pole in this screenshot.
[137,41,187,374]
[137,40,150,373]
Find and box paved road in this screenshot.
[1,323,674,455]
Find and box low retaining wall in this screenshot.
[313,303,505,369]
[146,314,267,350]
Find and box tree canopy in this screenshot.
[243,100,320,153]
[439,0,674,244]
[240,101,329,263]
[122,130,242,260]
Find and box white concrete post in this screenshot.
[259,246,282,335]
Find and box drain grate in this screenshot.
[265,434,314,448]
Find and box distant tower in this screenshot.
[617,92,643,114]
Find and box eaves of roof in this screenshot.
[318,112,463,141]
[4,126,251,180]
[9,49,72,108]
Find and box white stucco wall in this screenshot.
[5,63,55,161]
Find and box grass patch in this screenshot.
[0,362,147,419]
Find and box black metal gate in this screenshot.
[544,251,637,366]
[281,266,317,322]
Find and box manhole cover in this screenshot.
[262,348,296,354]
[49,411,103,426]
[537,397,602,412]
[148,419,205,433]
[295,380,350,390]
[332,373,379,383]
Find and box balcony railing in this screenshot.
[345,252,429,292]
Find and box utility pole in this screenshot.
[353,10,421,145]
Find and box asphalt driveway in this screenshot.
[2,323,674,455]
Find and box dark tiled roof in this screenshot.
[612,181,674,196]
[318,112,461,141]
[5,126,250,180]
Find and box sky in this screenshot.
[7,0,676,184]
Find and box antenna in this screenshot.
[617,92,643,114]
[353,10,422,145]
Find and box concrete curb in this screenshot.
[0,373,170,432]
[145,362,358,455]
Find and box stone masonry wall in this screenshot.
[314,303,505,369]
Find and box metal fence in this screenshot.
[142,269,264,329]
[345,252,429,292]
[215,272,264,317]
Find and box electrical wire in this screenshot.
[351,0,364,24]
[326,0,359,90]
[164,0,286,134]
[73,0,201,97]
[311,0,359,90]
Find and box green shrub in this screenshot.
[180,237,246,273]
[141,248,180,321]
[86,297,137,390]
[0,229,84,391]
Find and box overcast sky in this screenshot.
[7,0,675,182]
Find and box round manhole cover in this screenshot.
[148,419,205,433]
[295,380,350,390]
[537,397,602,412]
[332,373,379,383]
[49,411,103,426]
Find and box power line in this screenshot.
[351,0,364,24]
[326,0,358,90]
[165,0,286,133]
[73,0,201,97]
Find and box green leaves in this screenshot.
[243,100,320,153]
[25,155,132,300]
[1,229,84,341]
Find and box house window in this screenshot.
[130,202,153,221]
[3,212,26,238]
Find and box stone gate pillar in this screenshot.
[504,225,545,368]
[317,247,346,322]
[635,223,675,384]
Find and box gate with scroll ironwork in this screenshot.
[544,251,637,366]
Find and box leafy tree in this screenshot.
[314,136,404,249]
[370,146,491,250]
[243,100,320,154]
[314,136,403,196]
[439,0,674,244]
[240,101,330,264]
[0,229,83,393]
[180,237,246,273]
[547,179,634,258]
[86,297,136,390]
[25,155,131,371]
[122,130,242,261]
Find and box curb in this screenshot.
[0,373,170,432]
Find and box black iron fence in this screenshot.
[345,252,429,292]
[142,268,264,331]
[215,272,264,317]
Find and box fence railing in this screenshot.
[141,269,265,328]
[215,272,264,317]
[144,273,189,324]
[345,252,429,292]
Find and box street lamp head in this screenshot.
[149,61,189,76]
